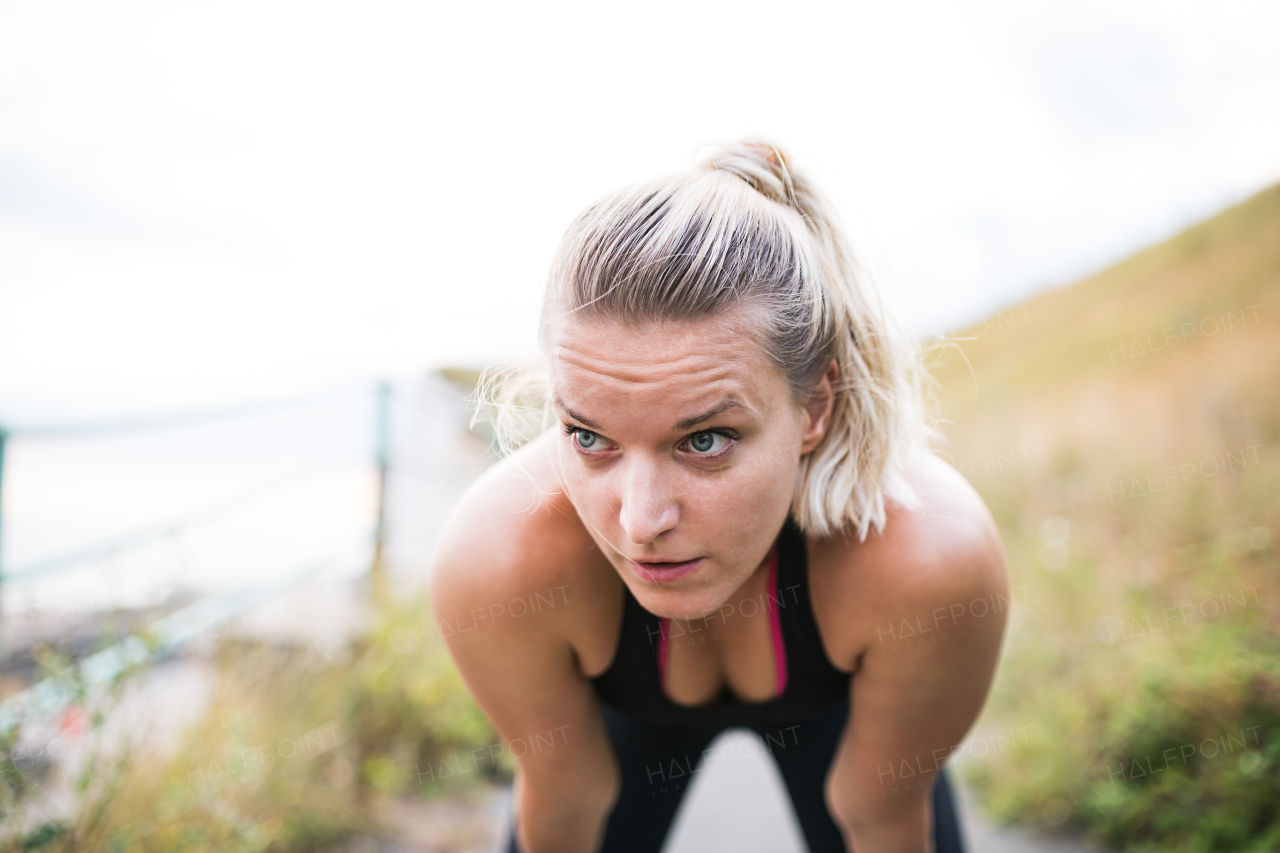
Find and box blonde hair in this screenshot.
[472,139,929,540]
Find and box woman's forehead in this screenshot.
[547,315,787,420]
[549,307,765,356]
[550,315,773,386]
[554,389,755,435]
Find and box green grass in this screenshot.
[8,184,1279,853]
[937,184,1280,850]
[0,591,502,853]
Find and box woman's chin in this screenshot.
[628,583,726,622]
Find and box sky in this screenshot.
[2,0,1280,422]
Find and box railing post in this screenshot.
[370,383,391,600]
[0,426,7,664]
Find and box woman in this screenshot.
[429,140,1009,853]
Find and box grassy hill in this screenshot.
[935,185,1280,851]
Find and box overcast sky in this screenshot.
[3,0,1279,421]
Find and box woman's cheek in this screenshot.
[570,474,613,528]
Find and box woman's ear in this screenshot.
[799,360,838,455]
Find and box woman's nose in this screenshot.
[618,458,679,545]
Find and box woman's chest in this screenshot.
[577,528,864,710]
[660,593,783,705]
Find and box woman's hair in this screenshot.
[472,138,931,540]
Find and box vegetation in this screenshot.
[936,184,1280,850]
[5,185,1278,852]
[0,591,503,852]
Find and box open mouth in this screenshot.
[629,558,702,583]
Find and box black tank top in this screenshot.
[590,516,853,727]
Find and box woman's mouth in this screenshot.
[629,558,703,583]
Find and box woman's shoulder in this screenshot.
[428,430,619,658]
[430,430,594,599]
[809,452,1010,669]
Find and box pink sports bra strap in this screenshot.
[657,616,670,690]
[656,544,788,700]
[766,543,789,698]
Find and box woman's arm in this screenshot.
[429,460,620,853]
[823,463,1010,852]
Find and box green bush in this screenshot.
[0,590,501,852]
[958,456,1280,851]
[344,590,508,797]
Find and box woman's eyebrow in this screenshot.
[674,398,744,431]
[553,395,746,432]
[553,395,602,429]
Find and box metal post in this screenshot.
[370,383,391,597]
[0,426,7,663]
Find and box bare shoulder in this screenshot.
[426,432,626,807]
[819,456,1013,830]
[428,430,619,667]
[810,452,1011,669]
[429,428,584,599]
[866,451,1007,593]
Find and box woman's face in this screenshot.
[548,310,834,620]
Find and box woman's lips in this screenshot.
[629,558,702,583]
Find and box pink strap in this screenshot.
[657,616,670,691]
[766,545,789,698]
[657,544,788,699]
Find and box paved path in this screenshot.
[384,730,1097,852]
[658,728,1094,853]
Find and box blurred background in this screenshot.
[1,0,1277,850]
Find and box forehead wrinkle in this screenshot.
[553,352,757,433]
[553,341,744,388]
[550,318,775,435]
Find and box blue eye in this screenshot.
[686,431,733,456]
[561,423,734,459]
[563,424,608,453]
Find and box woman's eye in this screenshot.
[686,431,732,456]
[568,427,605,451]
[563,425,731,458]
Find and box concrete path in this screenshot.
[371,728,1098,852]
[658,728,1095,853]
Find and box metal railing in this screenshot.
[0,381,395,733]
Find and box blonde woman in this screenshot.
[430,140,1009,853]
